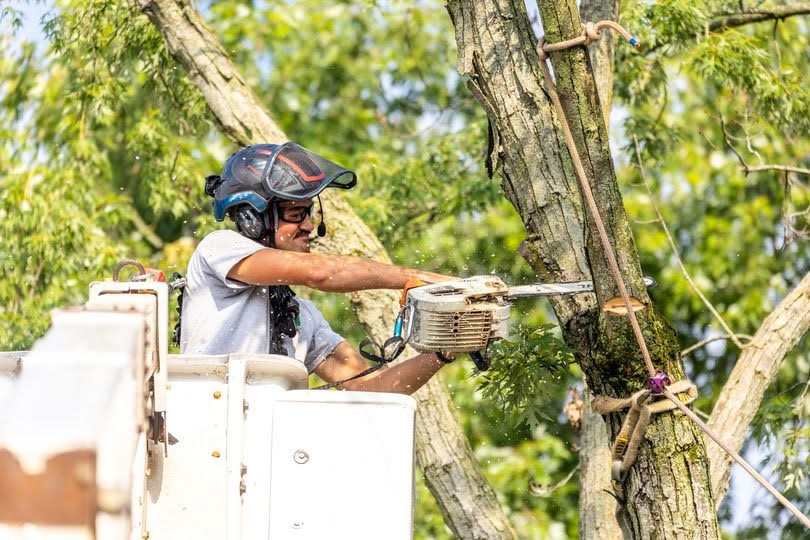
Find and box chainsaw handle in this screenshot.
[399,278,428,307]
[470,350,491,371]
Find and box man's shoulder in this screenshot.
[198,228,243,247]
[195,229,262,256]
[295,297,329,323]
[188,229,265,278]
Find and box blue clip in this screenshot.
[629,37,639,47]
[393,315,403,337]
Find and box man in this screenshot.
[180,142,454,394]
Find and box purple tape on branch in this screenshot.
[648,370,671,394]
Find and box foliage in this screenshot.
[615,1,809,532]
[478,324,575,429]
[0,0,224,350]
[440,355,580,538]
[1,0,808,536]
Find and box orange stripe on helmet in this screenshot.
[277,154,325,183]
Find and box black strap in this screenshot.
[267,285,299,355]
[170,272,186,348]
[313,336,407,390]
[470,350,491,371]
[358,336,406,365]
[314,364,384,391]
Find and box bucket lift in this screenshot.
[0,266,417,539]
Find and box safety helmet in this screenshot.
[208,142,357,222]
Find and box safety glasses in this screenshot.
[277,204,315,224]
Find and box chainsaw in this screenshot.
[395,275,656,370]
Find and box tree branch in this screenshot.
[721,117,810,178]
[528,464,581,497]
[129,207,164,250]
[707,271,810,506]
[680,334,754,358]
[745,164,810,176]
[709,4,810,32]
[644,3,810,55]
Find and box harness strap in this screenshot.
[267,285,299,355]
[169,272,187,348]
[592,380,697,487]
[591,380,698,416]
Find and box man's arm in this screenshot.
[314,341,449,395]
[228,249,449,292]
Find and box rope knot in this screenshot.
[582,22,601,45]
[537,37,549,60]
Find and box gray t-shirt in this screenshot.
[179,229,345,373]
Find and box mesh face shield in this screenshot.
[261,142,356,201]
[213,142,357,221]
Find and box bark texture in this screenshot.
[447,0,721,537]
[576,1,623,537]
[135,0,515,536]
[707,271,810,505]
[579,384,622,540]
[413,373,516,538]
[580,0,620,126]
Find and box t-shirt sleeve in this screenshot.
[302,301,346,373]
[197,230,266,291]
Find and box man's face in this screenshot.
[273,200,316,253]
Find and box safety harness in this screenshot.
[169,275,299,356]
[266,285,299,355]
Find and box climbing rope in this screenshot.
[537,21,810,530]
[537,26,655,380]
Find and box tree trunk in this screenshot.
[580,0,620,125]
[707,271,810,505]
[447,0,721,537]
[576,1,623,537]
[579,383,622,540]
[135,0,515,536]
[575,0,810,517]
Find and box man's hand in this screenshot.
[314,342,448,395]
[399,278,427,306]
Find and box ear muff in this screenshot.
[204,174,224,198]
[232,205,268,240]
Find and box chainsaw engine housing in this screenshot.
[404,276,511,353]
